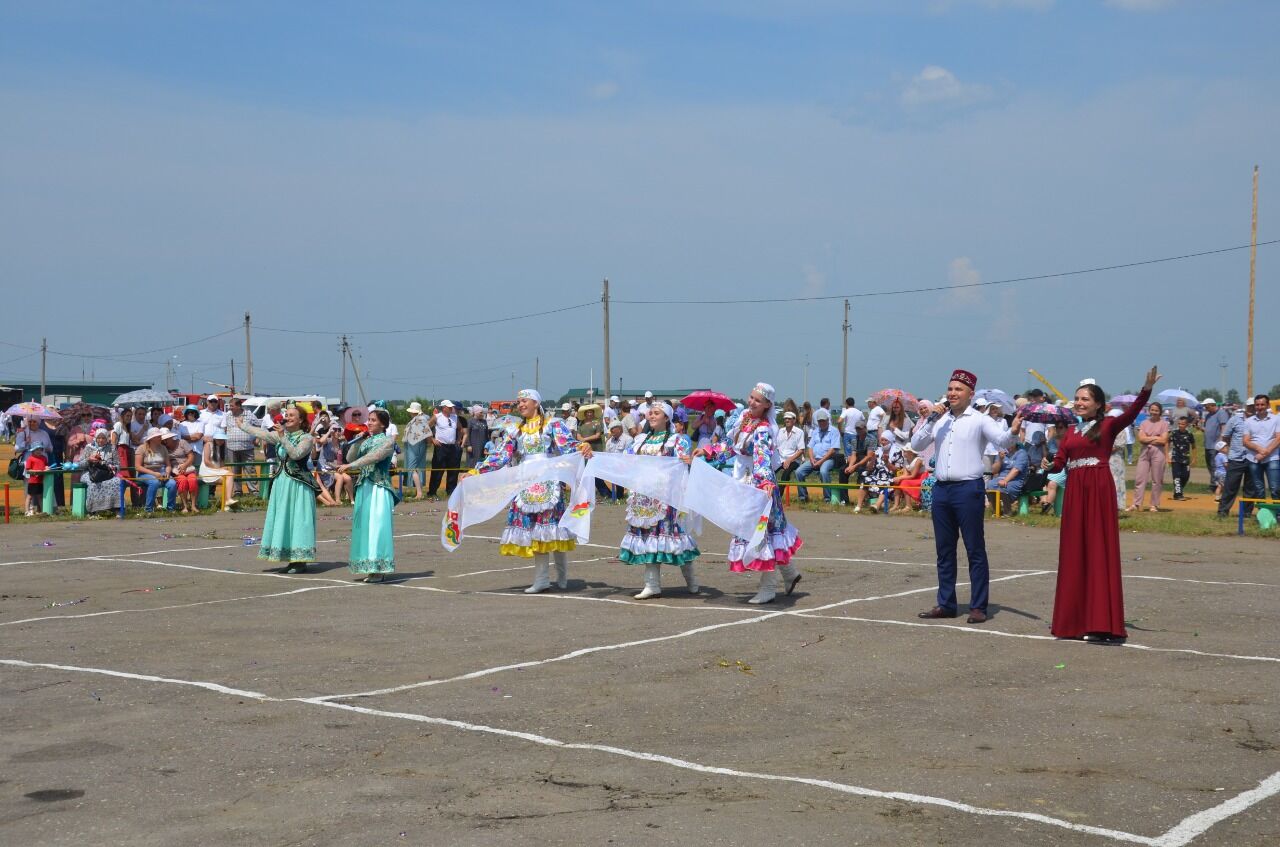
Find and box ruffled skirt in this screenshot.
[728,487,803,572]
[619,498,699,566]
[498,481,576,557]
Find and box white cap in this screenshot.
[974,397,990,408]
[560,402,572,411]
[644,391,654,398]
[207,394,220,401]
[609,419,623,430]
[814,408,831,422]
[609,395,619,402]
[784,410,797,419]
[439,399,455,408]
[1201,397,1219,405]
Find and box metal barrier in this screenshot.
[1237,497,1280,536]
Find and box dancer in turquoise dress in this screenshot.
[234,406,317,574]
[338,408,399,582]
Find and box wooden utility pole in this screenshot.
[244,312,254,395]
[841,299,850,402]
[535,357,540,392]
[345,342,367,405]
[230,359,236,393]
[39,338,46,402]
[339,335,348,406]
[602,279,611,404]
[1248,165,1258,397]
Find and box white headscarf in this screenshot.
[517,388,542,405]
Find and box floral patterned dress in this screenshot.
[77,442,120,513]
[725,416,803,572]
[474,415,579,557]
[618,431,700,566]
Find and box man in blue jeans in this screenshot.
[796,409,842,503]
[1242,394,1280,512]
[910,369,1022,624]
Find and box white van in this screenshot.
[238,395,333,422]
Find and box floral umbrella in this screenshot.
[871,389,920,414]
[1020,402,1076,425]
[57,402,113,434]
[679,390,735,414]
[3,401,62,420]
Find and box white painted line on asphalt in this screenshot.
[0,657,277,700]
[92,557,356,585]
[1125,574,1279,589]
[5,656,1277,844]
[793,613,1280,664]
[299,698,1160,845]
[0,585,354,628]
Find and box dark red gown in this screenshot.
[1049,387,1149,638]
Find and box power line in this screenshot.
[614,239,1280,305]
[45,326,243,359]
[256,301,597,336]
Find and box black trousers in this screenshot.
[1218,459,1255,516]
[1171,461,1190,497]
[428,443,462,496]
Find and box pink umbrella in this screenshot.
[4,401,62,420]
[679,390,735,414]
[871,389,920,414]
[1020,403,1076,425]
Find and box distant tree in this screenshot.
[1225,388,1242,405]
[1269,383,1280,399]
[1196,388,1220,403]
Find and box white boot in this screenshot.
[634,563,662,599]
[748,570,778,605]
[525,554,551,594]
[680,563,700,595]
[778,562,802,596]
[552,551,569,589]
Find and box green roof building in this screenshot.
[0,380,153,407]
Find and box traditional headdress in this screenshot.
[753,382,776,403]
[654,402,673,420]
[949,369,977,390]
[517,388,542,404]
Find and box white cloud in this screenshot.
[588,81,620,101]
[944,257,985,306]
[1104,0,1175,10]
[901,66,994,110]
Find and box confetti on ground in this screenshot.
[1054,663,1066,669]
[46,598,88,608]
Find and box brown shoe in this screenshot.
[966,609,988,624]
[918,606,957,619]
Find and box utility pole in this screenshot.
[535,357,540,392]
[602,279,611,406]
[244,312,254,395]
[230,359,236,393]
[841,299,850,402]
[40,338,46,402]
[345,342,368,405]
[1219,356,1228,401]
[339,335,348,406]
[1247,165,1258,397]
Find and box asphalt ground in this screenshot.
[1,503,1277,846]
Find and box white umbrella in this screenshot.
[112,388,175,406]
[1156,388,1199,406]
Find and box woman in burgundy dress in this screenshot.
[1050,365,1160,643]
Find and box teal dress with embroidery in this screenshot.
[346,433,399,573]
[236,421,317,564]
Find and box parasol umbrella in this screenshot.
[1110,393,1138,407]
[1020,403,1076,426]
[1157,387,1199,406]
[4,401,62,420]
[112,388,174,406]
[341,406,368,426]
[975,388,1014,409]
[679,390,735,414]
[57,402,112,434]
[871,388,920,414]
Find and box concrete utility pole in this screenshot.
[230,359,236,393]
[841,299,850,402]
[339,335,348,406]
[535,357,540,392]
[244,312,254,395]
[344,340,368,405]
[40,338,46,402]
[1247,165,1259,397]
[602,279,611,403]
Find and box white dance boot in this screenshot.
[552,551,569,589]
[680,563,700,595]
[779,562,802,596]
[525,554,552,594]
[634,563,662,599]
[748,570,778,605]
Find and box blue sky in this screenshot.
[2,0,1276,405]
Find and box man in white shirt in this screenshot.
[635,391,653,422]
[1242,393,1279,505]
[910,368,1021,624]
[199,395,227,461]
[866,397,886,440]
[775,411,806,487]
[979,399,1009,476]
[838,397,865,457]
[603,395,620,422]
[428,400,462,498]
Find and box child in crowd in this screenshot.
[24,443,48,516]
[1212,439,1227,501]
[1169,416,1196,501]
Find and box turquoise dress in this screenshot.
[346,433,398,574]
[236,422,317,564]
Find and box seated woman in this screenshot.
[77,425,121,516]
[853,434,899,514]
[892,446,928,512]
[135,427,177,513]
[987,438,1030,513]
[198,432,238,510]
[165,429,198,513]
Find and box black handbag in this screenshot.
[7,456,23,481]
[88,462,115,484]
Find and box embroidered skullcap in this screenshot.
[517,388,542,404]
[949,369,977,390]
[753,382,776,403]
